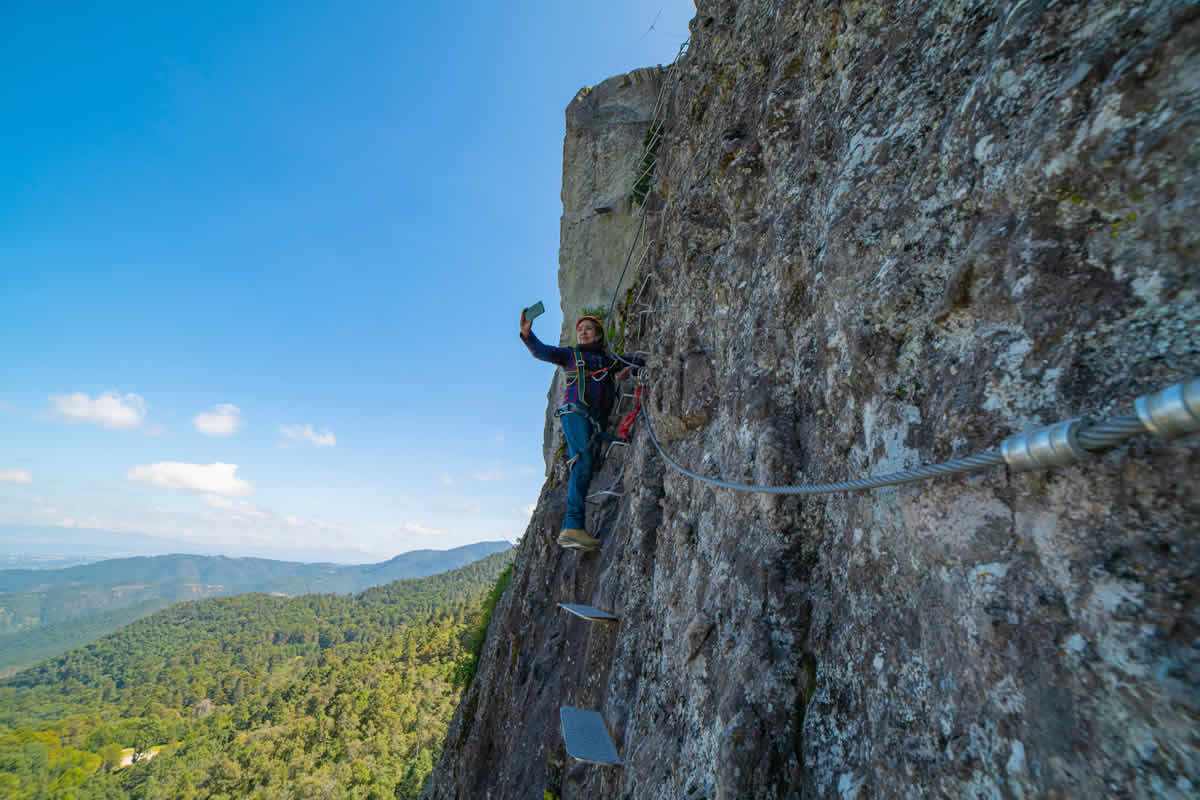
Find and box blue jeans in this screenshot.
[560,410,595,531]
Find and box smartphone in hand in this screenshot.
[523,301,545,322]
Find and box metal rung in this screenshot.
[558,603,618,622]
[603,441,628,459]
[586,489,623,502]
[631,274,652,307]
[560,707,622,765]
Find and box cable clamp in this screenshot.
[1134,378,1200,439]
[1001,417,1091,472]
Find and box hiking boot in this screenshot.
[558,528,601,550]
[556,534,589,550]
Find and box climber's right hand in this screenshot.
[519,310,532,337]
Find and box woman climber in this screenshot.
[519,310,640,551]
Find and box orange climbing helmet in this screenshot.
[576,315,604,335]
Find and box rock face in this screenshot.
[426,1,1199,798]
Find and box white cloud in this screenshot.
[439,473,456,486]
[51,391,147,430]
[401,522,447,536]
[193,404,242,437]
[471,470,505,482]
[202,493,272,521]
[0,469,32,484]
[127,462,253,496]
[280,424,336,447]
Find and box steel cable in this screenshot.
[639,398,1006,495]
[1076,416,1147,450]
[635,393,1187,495]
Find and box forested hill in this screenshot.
[0,540,511,675]
[0,548,513,799]
[0,541,511,594]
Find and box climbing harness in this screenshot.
[554,402,603,435]
[570,349,589,406]
[567,347,617,407]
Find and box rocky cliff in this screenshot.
[427,1,1198,798]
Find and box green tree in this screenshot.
[130,717,164,762]
[99,742,122,771]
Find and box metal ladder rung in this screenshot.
[603,440,629,459]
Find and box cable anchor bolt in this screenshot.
[1134,378,1200,439]
[1001,417,1091,472]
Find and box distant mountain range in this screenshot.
[0,540,513,675]
[0,523,387,566]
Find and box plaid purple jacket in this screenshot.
[520,330,635,416]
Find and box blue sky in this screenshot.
[0,0,696,562]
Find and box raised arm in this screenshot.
[519,310,572,367]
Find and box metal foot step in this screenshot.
[558,603,618,622]
[560,706,622,765]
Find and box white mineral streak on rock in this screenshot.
[988,675,1027,716]
[1007,739,1027,774]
